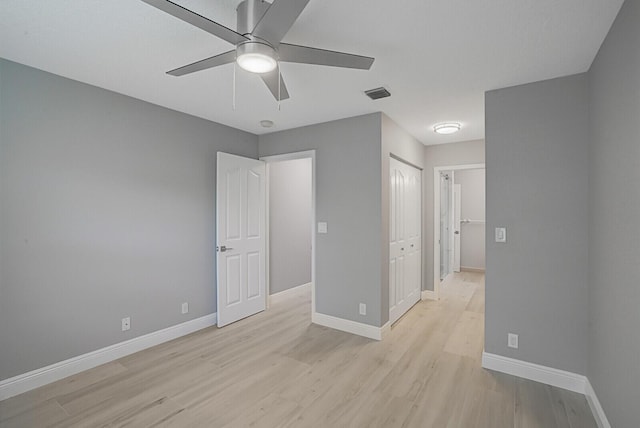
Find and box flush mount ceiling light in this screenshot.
[236,41,278,74]
[260,120,274,128]
[433,122,461,135]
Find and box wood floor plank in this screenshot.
[552,388,599,428]
[172,355,309,426]
[466,286,485,314]
[0,272,598,428]
[69,396,186,428]
[515,378,562,428]
[48,362,219,426]
[404,352,476,428]
[447,386,514,428]
[0,399,67,428]
[55,356,217,415]
[443,310,485,360]
[0,362,125,423]
[221,393,301,428]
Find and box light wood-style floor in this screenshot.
[0,272,597,428]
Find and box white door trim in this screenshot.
[260,150,317,316]
[453,183,461,272]
[433,163,485,300]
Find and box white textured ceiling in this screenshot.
[0,0,624,145]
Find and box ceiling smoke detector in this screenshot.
[365,87,391,100]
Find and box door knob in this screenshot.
[217,245,233,252]
[454,231,460,235]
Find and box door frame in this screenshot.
[453,183,461,273]
[260,150,317,315]
[433,163,485,299]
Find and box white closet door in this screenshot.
[389,157,422,325]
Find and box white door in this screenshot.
[453,184,461,273]
[216,152,266,327]
[389,157,422,325]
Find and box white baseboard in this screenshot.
[482,352,587,394]
[312,312,385,340]
[585,378,612,428]
[460,266,485,273]
[269,282,311,305]
[0,313,217,401]
[482,352,611,427]
[380,321,391,339]
[421,289,437,300]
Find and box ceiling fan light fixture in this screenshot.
[236,41,278,74]
[433,122,461,135]
[142,0,375,101]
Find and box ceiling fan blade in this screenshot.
[252,0,311,45]
[140,0,248,45]
[278,43,375,70]
[167,50,236,76]
[260,71,290,100]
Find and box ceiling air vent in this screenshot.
[365,87,391,100]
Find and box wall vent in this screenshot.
[365,87,391,100]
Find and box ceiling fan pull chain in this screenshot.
[233,61,237,111]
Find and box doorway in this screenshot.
[433,164,485,298]
[439,170,454,281]
[215,151,315,327]
[261,150,316,314]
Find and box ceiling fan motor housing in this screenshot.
[236,0,270,36]
[235,0,279,73]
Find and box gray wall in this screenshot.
[268,158,312,294]
[455,168,485,270]
[587,0,640,425]
[0,59,258,381]
[258,113,384,326]
[485,74,589,374]
[381,114,425,325]
[423,140,485,291]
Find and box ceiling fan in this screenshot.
[140,0,375,101]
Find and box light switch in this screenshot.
[317,222,328,234]
[495,227,507,243]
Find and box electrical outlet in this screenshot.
[121,317,131,332]
[508,333,519,349]
[182,302,189,314]
[359,303,366,316]
[495,227,507,243]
